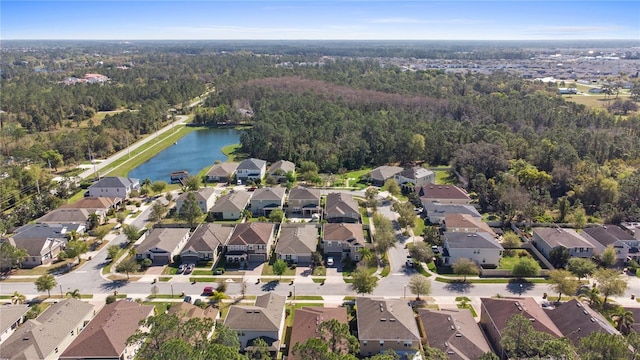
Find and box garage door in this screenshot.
[152,255,170,266]
[248,254,266,262]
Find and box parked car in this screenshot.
[202,286,214,296]
[213,267,225,275]
[406,258,414,268]
[431,245,440,254]
[183,296,192,303]
[177,264,186,274]
[327,257,334,267]
[185,263,195,274]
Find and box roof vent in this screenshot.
[444,342,449,347]
[390,318,396,322]
[455,333,462,337]
[450,325,455,330]
[529,318,536,322]
[576,303,582,307]
[583,310,589,315]
[590,318,596,322]
[381,318,386,322]
[447,316,451,322]
[448,351,455,355]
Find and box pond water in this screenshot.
[128,127,241,182]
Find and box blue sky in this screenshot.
[2,1,638,40]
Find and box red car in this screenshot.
[202,286,214,296]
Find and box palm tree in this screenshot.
[584,286,602,308]
[612,307,634,335]
[66,288,81,299]
[11,291,26,304]
[357,247,375,267]
[142,178,152,190]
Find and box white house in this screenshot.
[176,188,218,214]
[0,305,29,345]
[236,158,267,184]
[87,176,140,198]
[532,227,595,261]
[394,167,435,189]
[442,232,504,267]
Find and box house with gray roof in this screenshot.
[356,297,421,358]
[87,176,140,198]
[176,188,218,214]
[287,186,321,216]
[36,208,95,226]
[0,304,29,345]
[368,166,403,186]
[250,187,286,216]
[418,308,492,360]
[394,166,435,189]
[545,299,619,347]
[59,300,154,360]
[135,227,191,265]
[275,224,318,265]
[417,184,471,204]
[582,225,639,262]
[210,191,251,220]
[424,203,481,224]
[180,223,235,265]
[236,158,267,184]
[324,192,360,223]
[0,298,94,360]
[267,160,295,183]
[3,223,83,269]
[206,162,238,183]
[323,223,366,262]
[225,222,275,263]
[443,231,504,267]
[223,293,286,353]
[532,227,595,262]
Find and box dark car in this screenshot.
[183,296,192,303]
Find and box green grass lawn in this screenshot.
[262,264,297,277]
[434,170,457,185]
[457,303,478,317]
[312,266,326,276]
[221,143,247,162]
[498,256,520,270]
[360,207,371,225]
[413,217,425,237]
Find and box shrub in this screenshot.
[106,295,116,304]
[217,281,227,293]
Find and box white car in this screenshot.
[327,257,334,266]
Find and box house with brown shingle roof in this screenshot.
[418,308,492,360]
[545,299,619,347]
[443,213,496,237]
[480,297,563,359]
[287,186,321,216]
[210,191,251,220]
[324,192,360,223]
[250,187,286,216]
[268,160,295,183]
[135,227,191,265]
[532,227,595,262]
[275,224,318,265]
[225,222,275,263]
[59,300,154,360]
[323,223,366,262]
[61,196,120,211]
[223,293,286,352]
[180,223,234,265]
[206,162,239,183]
[0,298,94,360]
[368,166,403,187]
[416,184,471,205]
[356,297,421,358]
[0,304,29,345]
[289,307,349,359]
[168,302,220,323]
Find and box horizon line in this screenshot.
[4,38,640,42]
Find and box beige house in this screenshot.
[267,160,295,183]
[275,224,318,265]
[36,208,97,226]
[0,298,95,360]
[176,188,218,213]
[250,187,286,216]
[224,293,286,352]
[206,162,239,183]
[0,304,30,345]
[180,223,235,265]
[356,297,421,358]
[3,223,84,268]
[323,223,366,261]
[60,300,155,360]
[418,308,492,359]
[287,186,321,216]
[324,192,360,223]
[532,227,595,261]
[210,191,251,220]
[135,227,191,265]
[368,166,403,186]
[443,213,496,237]
[225,222,275,263]
[417,184,471,204]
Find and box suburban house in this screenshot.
[275,224,318,265]
[168,302,220,325]
[135,227,191,265]
[416,184,471,204]
[287,186,322,216]
[236,158,267,184]
[267,160,295,183]
[355,297,421,358]
[87,176,140,198]
[59,300,155,360]
[225,222,276,263]
[60,196,120,213]
[368,166,403,186]
[532,227,595,261]
[443,213,496,237]
[250,187,287,216]
[176,188,217,214]
[180,223,235,265]
[582,225,640,263]
[323,223,366,261]
[442,231,504,267]
[545,299,619,347]
[0,304,29,345]
[394,166,435,189]
[36,208,97,226]
[4,223,84,268]
[210,191,251,220]
[480,297,563,359]
[289,307,349,359]
[0,298,94,360]
[418,308,492,359]
[223,293,286,353]
[324,192,360,223]
[621,222,640,240]
[424,203,482,225]
[206,162,239,183]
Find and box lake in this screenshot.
[128,127,241,182]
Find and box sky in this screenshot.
[2,1,639,40]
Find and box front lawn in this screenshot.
[262,264,297,277]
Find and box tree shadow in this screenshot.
[444,280,474,293]
[261,280,279,292]
[100,279,129,291]
[506,279,535,296]
[93,261,108,270]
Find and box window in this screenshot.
[337,242,342,247]
[404,342,412,347]
[379,341,384,347]
[327,241,332,246]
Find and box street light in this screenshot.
[59,284,63,298]
[171,284,174,298]
[404,285,407,299]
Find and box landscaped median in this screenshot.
[434,277,551,284]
